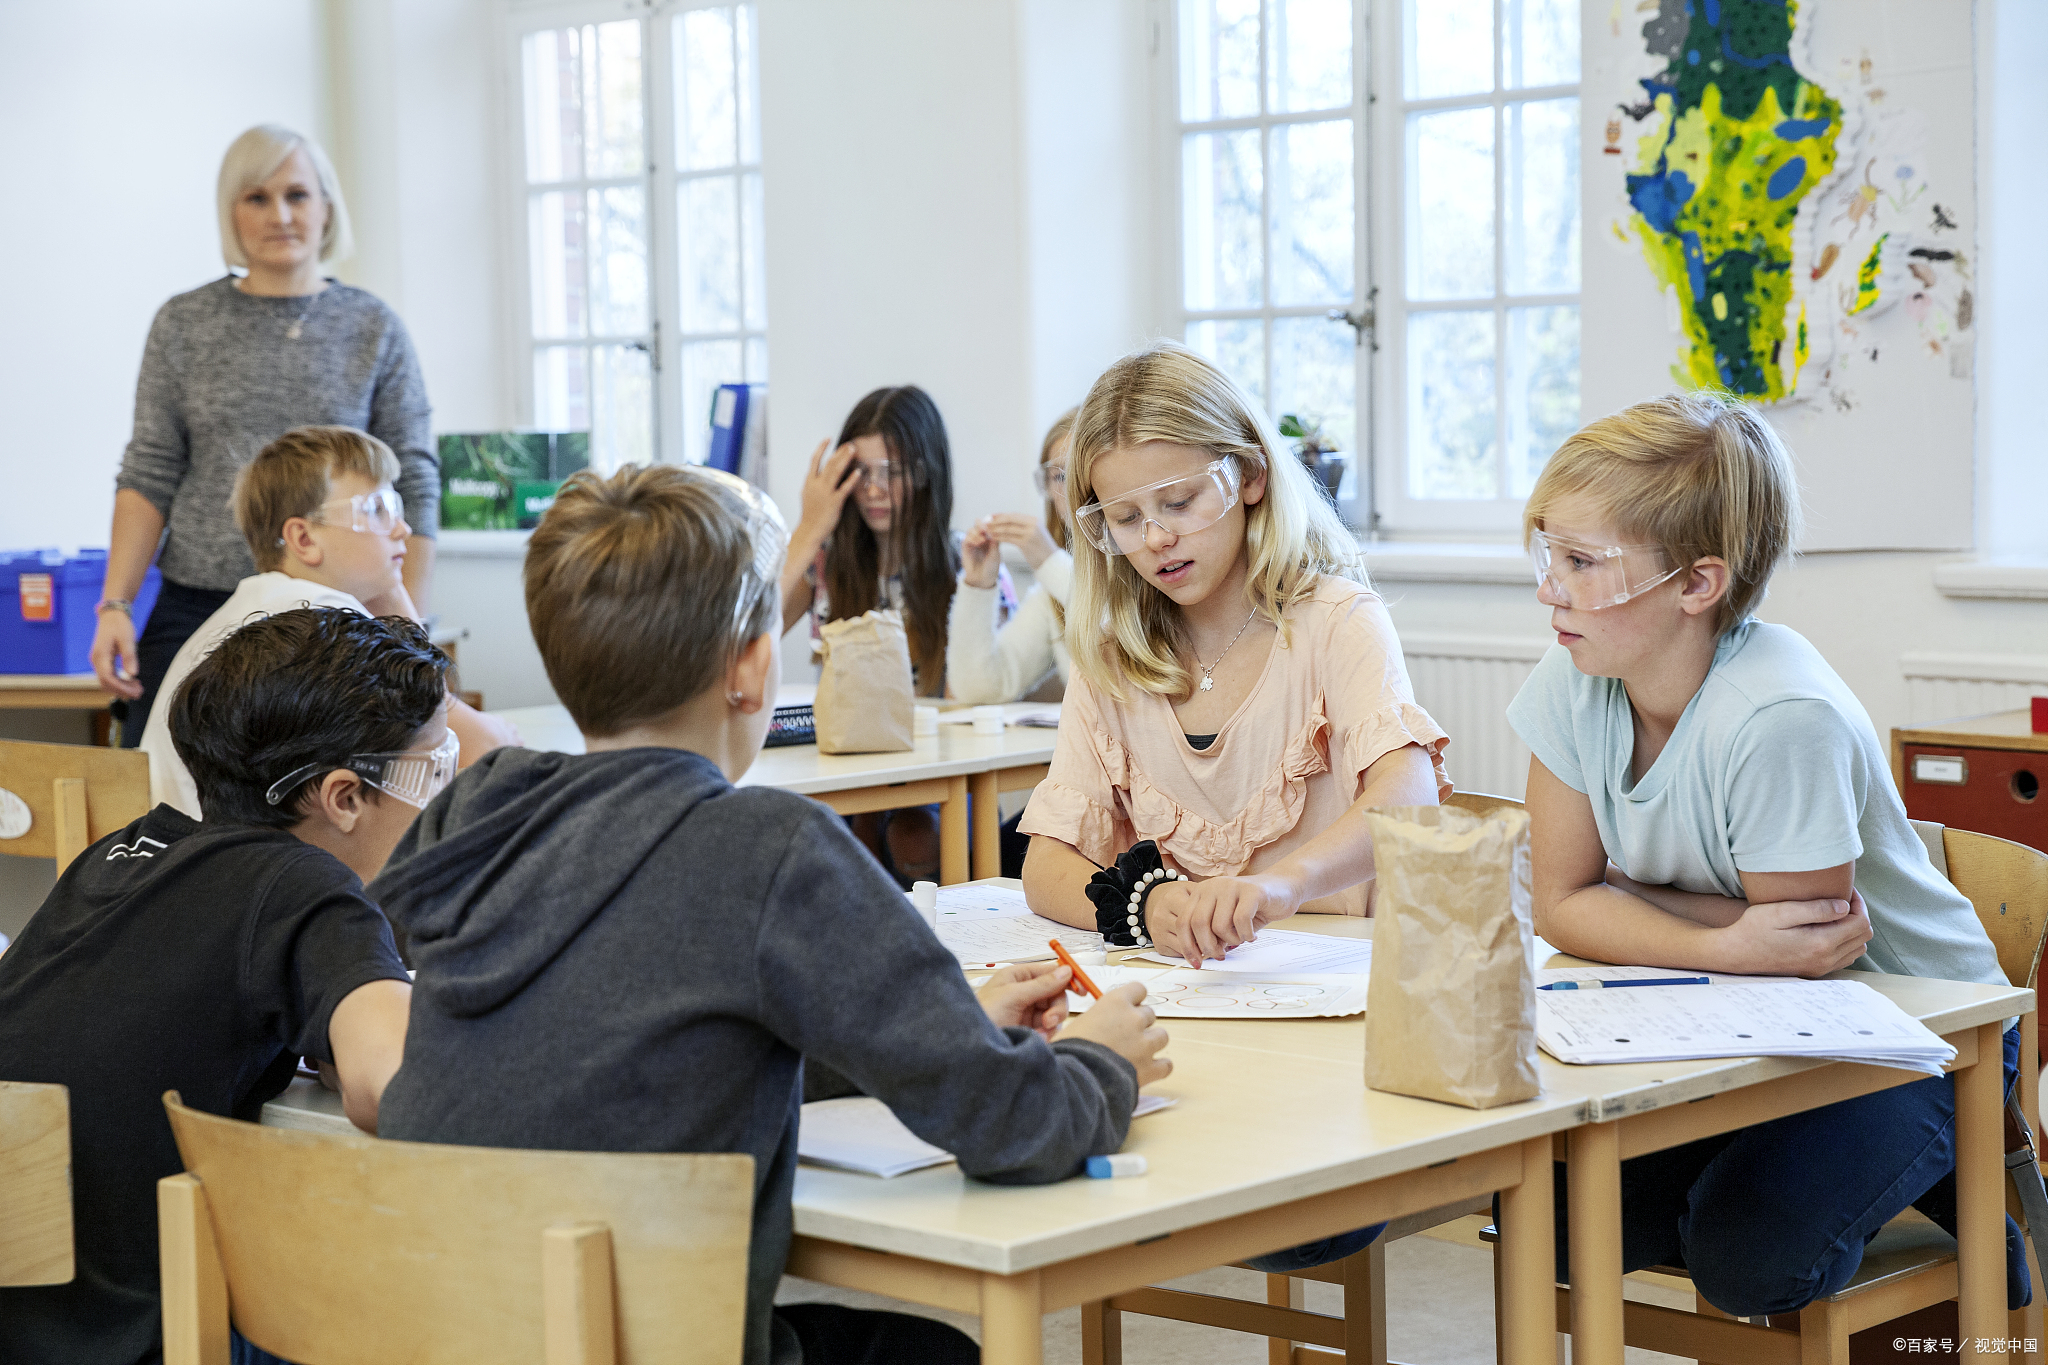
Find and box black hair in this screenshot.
[170,608,449,829]
[824,385,958,693]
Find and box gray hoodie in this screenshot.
[370,746,1134,1365]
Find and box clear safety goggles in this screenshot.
[1529,530,1683,610]
[313,487,407,536]
[1073,459,1242,556]
[265,727,461,811]
[681,465,788,646]
[1031,462,1069,502]
[855,457,898,492]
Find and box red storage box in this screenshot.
[0,551,161,675]
[1892,711,2048,855]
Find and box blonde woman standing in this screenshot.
[90,125,445,746]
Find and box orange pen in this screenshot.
[1048,938,1102,999]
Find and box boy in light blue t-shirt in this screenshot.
[1507,391,2025,1316]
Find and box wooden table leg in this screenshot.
[982,1269,1044,1365]
[1081,1298,1122,1365]
[1959,1020,2006,1358]
[970,770,1001,881]
[1567,1122,1624,1365]
[940,775,969,885]
[1499,1134,1558,1365]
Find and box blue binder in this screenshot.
[707,383,767,484]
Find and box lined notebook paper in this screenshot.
[1536,968,1957,1076]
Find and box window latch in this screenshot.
[1326,306,1375,348]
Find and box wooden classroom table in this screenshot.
[487,696,1058,886]
[0,673,116,710]
[262,903,2028,1363]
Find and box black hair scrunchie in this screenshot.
[1083,839,1188,947]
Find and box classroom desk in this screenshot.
[0,673,117,710]
[487,700,1058,885]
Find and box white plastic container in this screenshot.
[971,705,1006,735]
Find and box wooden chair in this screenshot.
[1083,792,1528,1365]
[0,738,149,875]
[0,1081,72,1288]
[157,1092,755,1365]
[1484,822,2048,1365]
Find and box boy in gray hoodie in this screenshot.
[369,464,1170,1365]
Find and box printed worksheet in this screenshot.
[932,884,1101,965]
[1537,977,1955,1075]
[799,1093,1177,1178]
[1067,966,1370,1019]
[1132,928,1372,975]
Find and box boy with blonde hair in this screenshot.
[1508,390,2025,1315]
[369,463,1170,1365]
[140,424,513,817]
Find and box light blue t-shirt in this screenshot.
[1506,620,2004,987]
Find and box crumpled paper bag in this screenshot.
[814,610,915,754]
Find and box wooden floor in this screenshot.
[776,1214,1699,1364]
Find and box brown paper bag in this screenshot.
[814,610,915,754]
[1362,804,1539,1109]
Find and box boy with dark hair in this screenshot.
[372,464,1171,1365]
[0,608,440,1365]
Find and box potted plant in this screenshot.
[1278,413,1345,507]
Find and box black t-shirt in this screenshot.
[0,807,408,1365]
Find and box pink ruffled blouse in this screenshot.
[1018,576,1452,917]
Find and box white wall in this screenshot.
[0,0,329,555]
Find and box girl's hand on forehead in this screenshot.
[798,439,862,531]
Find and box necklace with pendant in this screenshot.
[284,288,323,340]
[1192,608,1259,692]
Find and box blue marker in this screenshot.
[1539,976,1712,991]
[1086,1154,1148,1179]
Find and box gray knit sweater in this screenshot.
[116,276,437,591]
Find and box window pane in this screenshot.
[679,176,740,333]
[682,340,744,467]
[1405,0,1492,100]
[1407,108,1495,301]
[1505,304,1577,497]
[592,344,654,473]
[1179,0,1261,122]
[1270,0,1351,112]
[1407,310,1498,499]
[676,7,737,171]
[589,187,649,336]
[1505,98,1579,295]
[1183,129,1264,310]
[1271,119,1354,306]
[523,29,584,183]
[745,338,769,385]
[1271,315,1357,459]
[588,21,644,178]
[1505,0,1578,88]
[737,5,761,164]
[530,191,587,338]
[534,346,589,432]
[1186,318,1267,411]
[740,171,767,331]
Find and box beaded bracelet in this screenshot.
[1083,839,1188,948]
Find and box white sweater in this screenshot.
[945,551,1073,703]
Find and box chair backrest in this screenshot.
[0,739,149,873]
[1937,826,2048,995]
[159,1093,755,1365]
[1444,791,1526,818]
[0,1081,73,1287]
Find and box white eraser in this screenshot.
[1086,1153,1148,1179]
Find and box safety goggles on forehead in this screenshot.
[1073,459,1241,556]
[681,465,788,643]
[265,728,461,812]
[1528,530,1683,610]
[312,487,406,536]
[1031,463,1068,501]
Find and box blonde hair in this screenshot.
[232,426,401,572]
[1065,341,1364,699]
[526,464,783,737]
[217,125,354,268]
[1523,391,1802,634]
[1040,407,1077,554]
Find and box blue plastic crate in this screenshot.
[0,551,161,675]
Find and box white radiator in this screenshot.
[1398,635,1551,801]
[1901,653,2048,725]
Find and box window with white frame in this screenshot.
[1169,0,1580,534]
[513,2,766,473]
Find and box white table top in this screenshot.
[488,701,1059,797]
[262,897,2031,1276]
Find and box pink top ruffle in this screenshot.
[1018,577,1451,917]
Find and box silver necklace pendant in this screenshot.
[285,321,303,340]
[1199,673,1214,691]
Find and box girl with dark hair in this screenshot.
[780,386,1010,883]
